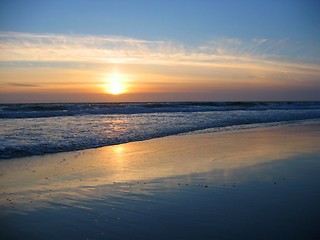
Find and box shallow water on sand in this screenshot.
[1,122,320,239]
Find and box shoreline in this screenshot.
[1,120,320,239]
[2,118,320,161]
[1,120,320,203]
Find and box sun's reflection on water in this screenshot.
[1,123,320,213]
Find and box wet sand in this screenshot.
[1,121,320,239]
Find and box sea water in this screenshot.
[1,101,320,159]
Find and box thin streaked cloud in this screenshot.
[1,31,319,76]
[6,82,41,87]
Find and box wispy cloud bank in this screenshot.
[0,31,319,75]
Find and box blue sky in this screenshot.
[1,0,319,42]
[0,0,320,102]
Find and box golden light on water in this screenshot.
[105,73,126,95]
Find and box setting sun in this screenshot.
[106,73,126,95]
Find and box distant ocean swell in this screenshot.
[1,102,320,159]
[1,101,320,119]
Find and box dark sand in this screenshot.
[1,121,320,239]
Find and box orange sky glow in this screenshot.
[1,32,320,102]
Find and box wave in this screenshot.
[1,107,320,159]
[1,101,320,119]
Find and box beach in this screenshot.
[2,0,320,239]
[1,121,320,239]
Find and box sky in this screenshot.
[0,0,320,103]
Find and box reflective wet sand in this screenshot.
[1,121,320,239]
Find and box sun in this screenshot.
[105,73,126,95]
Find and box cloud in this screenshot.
[0,31,177,64]
[0,31,319,77]
[6,82,41,87]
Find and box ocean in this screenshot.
[1,101,320,159]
